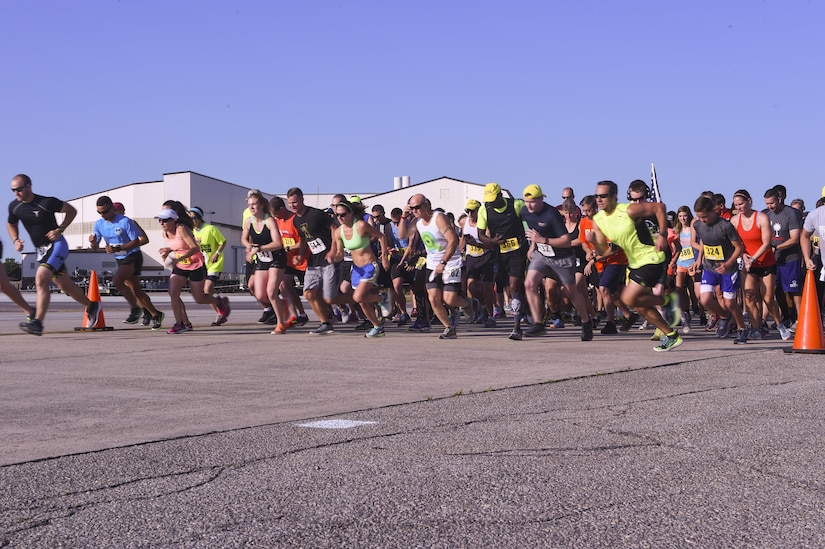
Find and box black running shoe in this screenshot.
[258,309,276,324]
[20,318,43,336]
[124,307,142,324]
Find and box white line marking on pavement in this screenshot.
[297,419,377,429]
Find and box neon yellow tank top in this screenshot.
[593,203,664,269]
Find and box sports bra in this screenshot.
[341,222,371,251]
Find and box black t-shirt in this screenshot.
[8,194,64,247]
[293,206,334,268]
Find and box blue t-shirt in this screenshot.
[92,214,142,260]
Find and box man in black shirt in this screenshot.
[7,174,100,335]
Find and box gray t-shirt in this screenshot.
[695,217,741,273]
[764,204,802,263]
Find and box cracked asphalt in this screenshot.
[1,295,824,547]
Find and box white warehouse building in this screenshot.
[18,171,495,286]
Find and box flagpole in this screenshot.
[650,163,662,203]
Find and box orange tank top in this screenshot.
[736,212,775,267]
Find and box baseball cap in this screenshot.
[483,183,502,203]
[523,184,545,200]
[155,208,179,220]
[349,195,362,204]
[189,206,204,219]
[465,199,481,211]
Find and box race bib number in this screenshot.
[703,244,724,261]
[177,255,191,265]
[499,237,520,253]
[536,242,555,257]
[307,238,327,255]
[257,250,273,262]
[679,247,695,260]
[282,237,296,248]
[467,244,485,257]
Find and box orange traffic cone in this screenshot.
[74,270,114,332]
[784,268,825,354]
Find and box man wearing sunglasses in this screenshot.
[8,174,101,336]
[587,180,682,352]
[89,195,164,328]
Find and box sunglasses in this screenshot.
[594,193,611,199]
[409,204,422,211]
[159,218,175,223]
[336,212,350,218]
[11,185,27,193]
[98,207,113,216]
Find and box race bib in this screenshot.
[536,242,555,257]
[257,250,273,262]
[703,244,724,261]
[467,244,485,257]
[679,247,695,260]
[499,237,520,253]
[307,238,327,255]
[282,237,296,248]
[177,255,191,265]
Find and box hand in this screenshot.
[655,233,667,252]
[13,238,24,252]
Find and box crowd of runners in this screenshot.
[5,173,825,351]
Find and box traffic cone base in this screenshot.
[783,269,825,354]
[74,270,114,332]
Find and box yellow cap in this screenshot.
[483,183,502,202]
[349,195,362,203]
[465,199,481,211]
[523,184,545,200]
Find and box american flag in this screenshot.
[650,163,663,203]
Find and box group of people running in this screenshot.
[5,173,824,352]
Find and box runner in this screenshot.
[476,183,528,340]
[332,200,390,338]
[288,187,339,335]
[588,180,682,352]
[270,196,309,327]
[399,193,469,339]
[730,190,789,340]
[763,186,803,329]
[520,185,594,341]
[157,203,229,334]
[242,192,289,334]
[189,206,228,326]
[8,174,100,336]
[89,195,164,329]
[692,196,748,344]
[460,199,497,327]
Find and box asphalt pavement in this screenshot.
[1,294,824,547]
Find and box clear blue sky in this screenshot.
[3,0,823,261]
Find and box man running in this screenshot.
[476,183,528,340]
[520,184,594,341]
[8,174,100,335]
[89,195,164,328]
[587,180,681,351]
[399,194,469,339]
